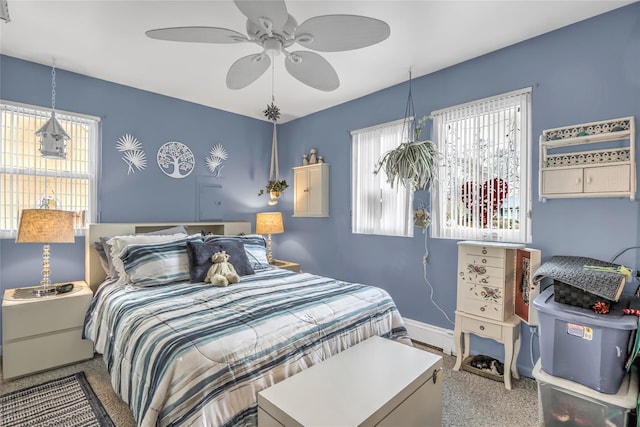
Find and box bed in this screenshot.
[83,222,412,427]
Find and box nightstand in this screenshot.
[2,280,94,380]
[272,259,301,273]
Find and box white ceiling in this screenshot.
[0,1,633,123]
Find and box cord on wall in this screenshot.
[422,228,455,326]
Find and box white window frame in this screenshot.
[431,88,532,243]
[1,100,100,238]
[351,118,414,237]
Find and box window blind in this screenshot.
[0,101,99,237]
[431,88,532,242]
[351,118,413,237]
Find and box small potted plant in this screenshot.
[374,115,438,190]
[258,179,289,199]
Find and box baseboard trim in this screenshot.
[404,318,455,355]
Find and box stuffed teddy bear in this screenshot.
[205,250,240,287]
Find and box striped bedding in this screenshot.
[84,268,411,427]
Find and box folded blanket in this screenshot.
[533,256,626,301]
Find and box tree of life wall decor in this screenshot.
[157,141,195,178]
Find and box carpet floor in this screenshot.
[0,344,538,426]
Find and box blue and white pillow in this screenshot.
[203,234,271,270]
[119,234,203,286]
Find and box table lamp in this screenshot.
[16,209,75,296]
[255,211,284,264]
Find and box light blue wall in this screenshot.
[1,3,639,378]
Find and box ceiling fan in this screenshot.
[146,0,390,92]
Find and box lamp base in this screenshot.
[33,286,57,297]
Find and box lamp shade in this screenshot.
[16,209,75,243]
[256,212,284,235]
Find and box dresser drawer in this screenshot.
[458,265,505,287]
[459,252,505,269]
[463,245,505,259]
[458,295,505,321]
[459,315,503,340]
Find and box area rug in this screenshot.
[0,371,114,427]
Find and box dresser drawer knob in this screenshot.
[480,307,486,312]
[479,325,485,331]
[482,259,487,264]
[482,249,487,254]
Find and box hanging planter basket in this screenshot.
[375,138,438,190]
[258,180,289,197]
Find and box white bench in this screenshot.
[257,336,443,426]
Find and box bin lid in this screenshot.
[533,287,639,330]
[533,360,638,409]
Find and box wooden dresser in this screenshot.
[453,241,525,390]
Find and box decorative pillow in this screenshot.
[119,235,202,286]
[203,234,270,270]
[107,233,190,284]
[186,240,255,282]
[94,226,188,278]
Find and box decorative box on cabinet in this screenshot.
[2,281,94,380]
[453,241,541,390]
[293,163,329,217]
[539,116,636,200]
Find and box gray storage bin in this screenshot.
[533,287,638,394]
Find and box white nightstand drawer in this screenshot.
[460,316,503,340]
[3,329,94,379]
[3,288,92,340]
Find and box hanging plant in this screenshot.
[374,115,438,190]
[258,179,289,196]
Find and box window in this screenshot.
[431,88,532,242]
[351,118,413,237]
[1,100,100,238]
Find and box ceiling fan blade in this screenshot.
[296,15,390,52]
[233,0,288,33]
[226,54,271,90]
[285,51,339,92]
[146,27,248,43]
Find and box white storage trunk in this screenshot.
[533,360,637,427]
[257,336,443,427]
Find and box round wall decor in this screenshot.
[157,141,195,178]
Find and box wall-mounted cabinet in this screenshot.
[539,116,636,201]
[293,163,329,217]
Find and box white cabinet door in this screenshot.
[293,163,329,217]
[541,168,583,194]
[584,164,630,193]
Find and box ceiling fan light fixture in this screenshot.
[263,38,282,57]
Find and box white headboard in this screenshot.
[85,221,252,293]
